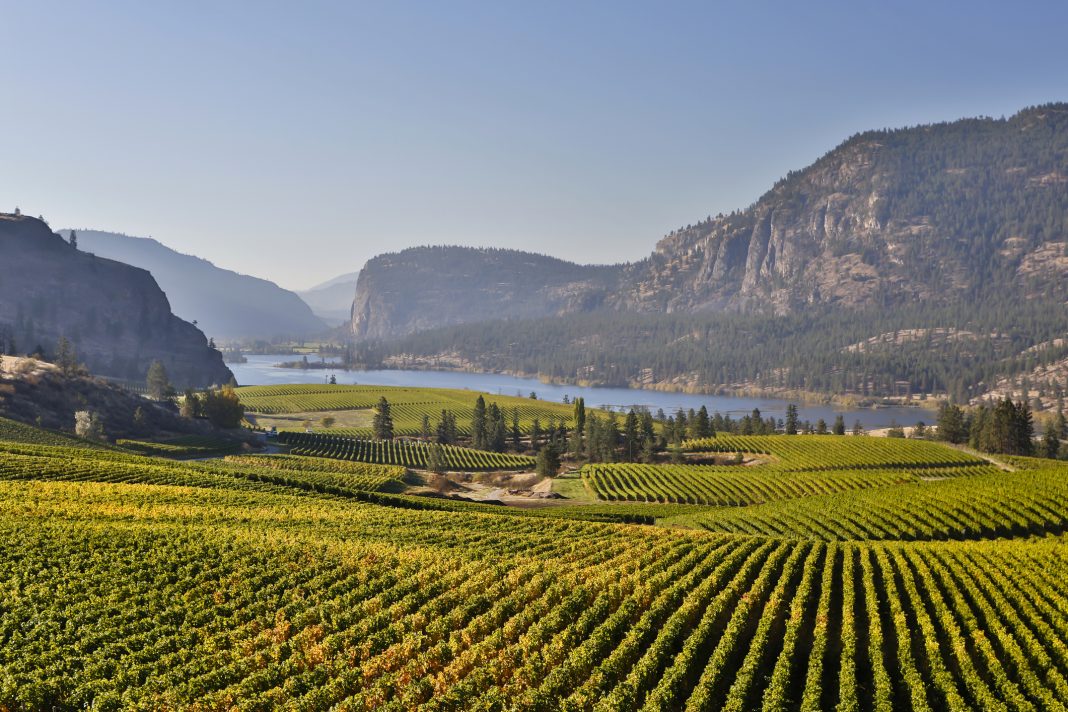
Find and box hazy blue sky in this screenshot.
[3,1,1067,290]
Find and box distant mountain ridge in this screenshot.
[350,103,1068,338]
[298,272,359,324]
[0,215,231,387]
[62,230,327,341]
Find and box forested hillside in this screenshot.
[364,301,1068,404]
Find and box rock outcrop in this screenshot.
[0,214,232,387]
[351,246,623,340]
[351,103,1068,337]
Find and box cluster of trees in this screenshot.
[471,396,516,452]
[936,399,1064,458]
[179,384,245,428]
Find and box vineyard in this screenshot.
[278,431,537,471]
[683,433,987,470]
[582,462,997,506]
[1,415,1068,708]
[116,435,243,458]
[235,384,583,437]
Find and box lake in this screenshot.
[228,354,934,429]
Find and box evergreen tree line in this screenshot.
[358,296,1068,406]
[936,399,1065,458]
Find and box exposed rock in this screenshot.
[350,103,1068,336]
[351,246,623,340]
[0,214,232,387]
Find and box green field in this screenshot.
[236,383,585,436]
[1,413,1067,708]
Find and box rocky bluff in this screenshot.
[0,214,232,387]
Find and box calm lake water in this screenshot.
[229,354,933,429]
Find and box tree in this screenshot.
[471,396,487,449]
[74,410,105,441]
[202,385,245,428]
[936,403,967,444]
[511,408,521,450]
[372,397,394,440]
[535,444,560,478]
[320,416,336,429]
[487,403,506,452]
[852,420,865,436]
[833,415,846,436]
[133,406,147,430]
[1043,428,1061,460]
[436,409,457,445]
[573,398,586,438]
[816,418,828,435]
[328,374,337,385]
[68,230,77,249]
[784,404,799,435]
[623,408,639,461]
[530,418,542,452]
[421,414,432,440]
[180,389,200,419]
[146,360,173,401]
[1054,408,1068,440]
[55,336,78,375]
[426,442,446,474]
[694,406,712,438]
[912,421,927,439]
[886,421,905,438]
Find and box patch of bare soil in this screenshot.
[411,470,568,509]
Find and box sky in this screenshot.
[3,1,1067,291]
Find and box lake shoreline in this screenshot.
[253,358,940,412]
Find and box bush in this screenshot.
[74,410,105,441]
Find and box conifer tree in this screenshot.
[372,397,394,440]
[146,360,172,401]
[785,404,799,435]
[471,396,487,449]
[833,415,846,436]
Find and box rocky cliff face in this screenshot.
[351,246,623,339]
[0,214,232,387]
[612,104,1068,314]
[350,103,1068,337]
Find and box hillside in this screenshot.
[350,246,624,339]
[614,103,1068,314]
[352,104,1068,404]
[63,230,327,340]
[297,271,359,324]
[0,215,231,387]
[350,104,1068,329]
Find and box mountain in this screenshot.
[62,230,327,340]
[613,103,1068,314]
[350,247,624,340]
[348,103,1068,405]
[298,272,360,324]
[351,104,1068,333]
[0,215,231,387]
